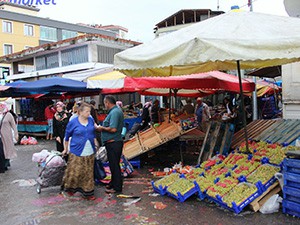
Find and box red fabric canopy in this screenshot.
[124,71,255,93]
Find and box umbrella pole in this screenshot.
[237,61,249,152]
[168,88,172,122]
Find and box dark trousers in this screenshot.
[0,138,5,173]
[105,141,123,192]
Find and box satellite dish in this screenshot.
[284,0,300,17]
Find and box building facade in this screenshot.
[0,1,120,81]
[154,9,224,38]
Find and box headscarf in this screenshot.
[0,102,8,114]
[144,101,152,108]
[116,101,123,108]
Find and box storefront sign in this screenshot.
[2,0,57,5]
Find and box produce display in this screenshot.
[239,140,286,165]
[151,139,289,213]
[206,177,238,198]
[153,173,180,189]
[205,166,230,180]
[246,164,280,185]
[222,153,248,168]
[185,168,205,180]
[167,178,196,197]
[231,159,260,178]
[194,176,214,191]
[222,183,258,207]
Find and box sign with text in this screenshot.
[1,0,57,5]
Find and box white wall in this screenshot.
[282,62,300,119]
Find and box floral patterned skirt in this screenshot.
[62,153,94,197]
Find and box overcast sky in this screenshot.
[38,0,288,43]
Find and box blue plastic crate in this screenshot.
[151,181,167,196]
[283,158,300,175]
[216,182,262,214]
[197,187,207,200]
[166,180,199,203]
[284,172,300,189]
[282,200,300,218]
[129,157,141,169]
[283,186,300,204]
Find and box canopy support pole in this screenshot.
[168,88,172,122]
[237,60,249,152]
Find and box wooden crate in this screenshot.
[123,135,143,160]
[139,127,164,151]
[249,181,281,212]
[155,121,182,141]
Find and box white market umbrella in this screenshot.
[115,11,300,76]
[114,11,300,152]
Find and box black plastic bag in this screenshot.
[94,158,106,180]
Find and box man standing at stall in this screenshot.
[96,95,124,194]
[195,97,211,132]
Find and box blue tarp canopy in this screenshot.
[1,77,101,97]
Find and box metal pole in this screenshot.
[237,61,249,152]
[249,0,258,120]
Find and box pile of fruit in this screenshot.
[231,159,260,178]
[246,164,281,185]
[167,178,196,197]
[194,176,214,191]
[222,183,258,207]
[153,173,180,189]
[206,177,238,198]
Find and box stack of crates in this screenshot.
[282,158,300,218]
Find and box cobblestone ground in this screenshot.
[0,139,299,225]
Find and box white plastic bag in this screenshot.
[275,172,283,190]
[95,146,108,162]
[259,194,283,214]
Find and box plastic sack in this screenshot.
[27,136,38,145]
[95,146,108,163]
[20,136,28,145]
[259,194,283,214]
[32,149,50,163]
[275,172,283,190]
[45,154,65,167]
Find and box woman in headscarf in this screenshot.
[53,101,69,153]
[0,102,18,173]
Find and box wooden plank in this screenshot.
[19,132,47,137]
[249,181,281,212]
[197,122,212,165]
[255,120,283,140]
[231,119,277,149]
[274,121,300,143]
[260,120,288,142]
[219,123,230,155]
[208,122,221,159]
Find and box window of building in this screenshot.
[61,46,88,66]
[97,45,123,64]
[2,20,12,33]
[36,53,59,70]
[24,24,34,36]
[3,44,13,55]
[40,26,57,41]
[62,30,77,40]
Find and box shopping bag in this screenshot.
[95,146,108,163]
[120,155,134,177]
[94,158,106,180]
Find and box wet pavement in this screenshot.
[0,139,299,225]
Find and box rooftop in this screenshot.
[0,33,141,63]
